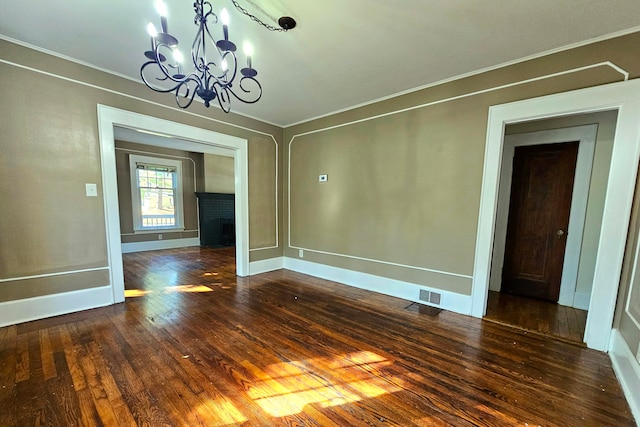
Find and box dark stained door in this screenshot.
[501,142,579,302]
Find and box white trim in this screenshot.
[472,79,640,351]
[129,154,184,232]
[609,329,640,424]
[284,257,472,315]
[489,125,597,309]
[0,58,279,253]
[121,238,200,254]
[573,291,592,311]
[98,105,251,308]
[0,267,109,283]
[249,257,284,275]
[247,135,279,251]
[121,229,196,236]
[0,286,113,328]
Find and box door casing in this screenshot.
[472,79,640,351]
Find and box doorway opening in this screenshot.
[484,122,601,344]
[97,105,250,306]
[471,79,640,351]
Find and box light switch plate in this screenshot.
[85,183,98,197]
[319,174,328,182]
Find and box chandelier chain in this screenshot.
[230,0,288,32]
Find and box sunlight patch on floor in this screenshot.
[193,397,248,426]
[125,284,213,298]
[245,351,403,417]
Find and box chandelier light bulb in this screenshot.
[243,41,253,57]
[173,49,183,63]
[221,58,228,71]
[155,0,168,17]
[147,22,158,38]
[220,8,230,25]
[243,41,253,70]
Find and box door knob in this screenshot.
[557,229,566,237]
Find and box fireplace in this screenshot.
[196,192,235,247]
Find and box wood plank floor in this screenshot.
[0,246,633,426]
[484,291,588,345]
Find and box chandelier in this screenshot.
[141,0,295,113]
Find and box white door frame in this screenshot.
[97,105,250,304]
[489,125,597,309]
[472,79,640,351]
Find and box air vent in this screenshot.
[419,289,441,305]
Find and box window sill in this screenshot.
[133,227,185,234]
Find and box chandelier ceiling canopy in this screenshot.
[141,0,295,113]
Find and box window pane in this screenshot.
[140,187,175,228]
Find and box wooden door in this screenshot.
[501,142,579,302]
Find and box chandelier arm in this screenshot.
[141,59,204,91]
[226,77,262,104]
[173,79,200,109]
[140,61,182,93]
[214,85,232,113]
[140,61,204,109]
[220,51,239,82]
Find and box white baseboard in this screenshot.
[609,329,640,424]
[121,237,200,253]
[573,291,591,310]
[283,257,472,315]
[0,286,114,327]
[250,257,284,275]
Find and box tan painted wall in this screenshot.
[204,154,234,194]
[115,140,203,244]
[0,38,282,302]
[505,111,618,296]
[616,163,640,357]
[283,32,640,298]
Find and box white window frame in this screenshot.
[129,154,184,232]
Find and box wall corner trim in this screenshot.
[249,257,284,275]
[121,238,201,254]
[609,329,640,424]
[0,286,114,328]
[283,257,472,315]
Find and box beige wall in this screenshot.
[616,162,640,357]
[505,111,618,296]
[0,38,282,302]
[204,154,234,194]
[115,140,203,244]
[283,32,640,297]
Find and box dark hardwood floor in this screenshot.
[0,246,633,426]
[485,291,588,345]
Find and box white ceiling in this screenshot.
[2,0,640,126]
